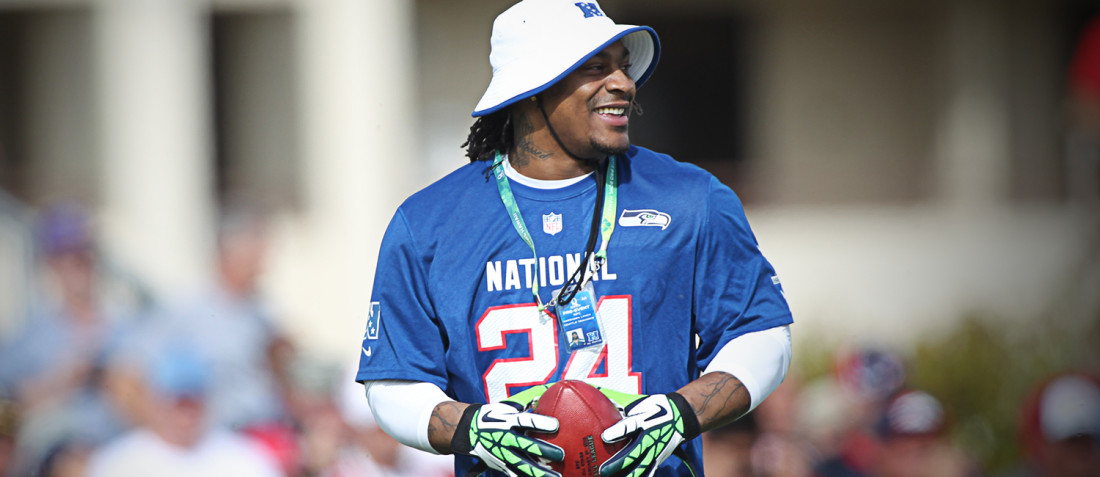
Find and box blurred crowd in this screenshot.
[0,3,1098,476]
[1,203,1098,477]
[0,203,454,477]
[702,349,1100,477]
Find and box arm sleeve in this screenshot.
[363,379,452,454]
[355,208,448,388]
[702,325,791,412]
[693,176,794,370]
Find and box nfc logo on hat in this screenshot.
[575,2,604,18]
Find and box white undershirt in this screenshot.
[362,380,450,454]
[501,153,593,189]
[362,324,792,453]
[702,324,792,413]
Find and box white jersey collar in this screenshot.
[501,154,593,190]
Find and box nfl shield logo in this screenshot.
[543,213,562,235]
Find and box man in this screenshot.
[86,347,282,477]
[356,1,793,476]
[1017,372,1100,477]
[701,412,758,477]
[871,389,972,477]
[0,204,127,476]
[108,204,292,432]
[321,368,454,477]
[570,331,583,347]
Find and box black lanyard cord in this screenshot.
[555,161,606,307]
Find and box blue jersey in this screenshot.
[357,145,793,476]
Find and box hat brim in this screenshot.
[472,26,659,117]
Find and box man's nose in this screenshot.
[605,68,636,96]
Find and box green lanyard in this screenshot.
[492,152,618,312]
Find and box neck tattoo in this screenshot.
[511,113,553,168]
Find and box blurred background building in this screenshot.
[2,0,1099,474]
[2,0,1095,358]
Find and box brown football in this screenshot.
[529,380,626,477]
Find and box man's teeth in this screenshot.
[595,107,625,116]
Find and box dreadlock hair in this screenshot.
[462,109,513,163]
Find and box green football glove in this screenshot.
[597,389,701,477]
[451,385,565,477]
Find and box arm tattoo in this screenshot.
[511,113,553,166]
[680,372,750,431]
[693,373,745,421]
[428,401,466,453]
[429,401,463,435]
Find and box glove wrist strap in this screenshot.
[450,403,481,455]
[667,392,702,441]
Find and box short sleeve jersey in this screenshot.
[356,145,793,476]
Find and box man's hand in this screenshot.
[597,390,701,477]
[451,386,565,477]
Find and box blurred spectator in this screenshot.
[813,347,908,477]
[85,346,283,477]
[35,439,93,477]
[796,377,853,474]
[317,369,453,477]
[871,389,973,477]
[1015,372,1100,477]
[703,412,759,477]
[751,379,818,477]
[834,347,907,409]
[0,203,126,476]
[108,202,293,433]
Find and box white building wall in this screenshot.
[263,0,416,360]
[94,0,216,299]
[0,0,1093,359]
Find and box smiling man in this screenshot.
[355,1,794,476]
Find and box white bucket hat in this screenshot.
[472,0,660,117]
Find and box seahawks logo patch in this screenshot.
[619,209,671,229]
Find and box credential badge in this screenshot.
[543,212,563,235]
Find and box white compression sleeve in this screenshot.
[362,379,452,454]
[702,324,792,413]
